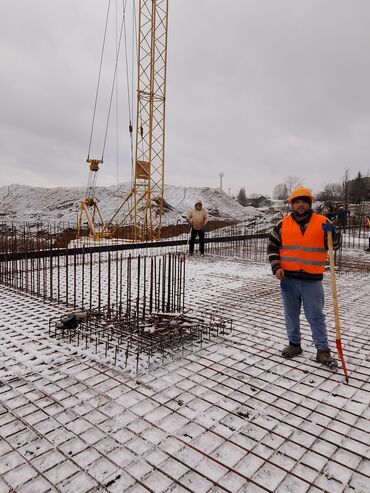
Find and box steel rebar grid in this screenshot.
[0,259,369,493]
[49,309,232,373]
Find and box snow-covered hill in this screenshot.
[0,183,263,225]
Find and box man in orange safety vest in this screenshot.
[267,186,341,368]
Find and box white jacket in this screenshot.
[186,208,209,230]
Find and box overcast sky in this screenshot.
[1,0,370,197]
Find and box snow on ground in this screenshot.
[0,183,263,226]
[0,253,369,492]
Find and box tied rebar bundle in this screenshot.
[49,308,232,373]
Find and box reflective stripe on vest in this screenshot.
[280,214,327,274]
[281,245,327,253]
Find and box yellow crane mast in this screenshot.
[78,0,169,242]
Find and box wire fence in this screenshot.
[1,213,368,255]
[0,220,269,257]
[0,216,369,314]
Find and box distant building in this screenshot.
[246,195,271,208]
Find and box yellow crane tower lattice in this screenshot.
[102,0,169,242]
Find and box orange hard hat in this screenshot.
[288,186,314,204]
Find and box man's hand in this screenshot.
[275,268,285,280]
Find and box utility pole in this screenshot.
[219,172,224,190]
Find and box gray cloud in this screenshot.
[1,0,370,196]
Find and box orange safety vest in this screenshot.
[280,213,327,274]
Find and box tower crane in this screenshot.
[77,0,169,242]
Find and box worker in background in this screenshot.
[365,215,370,252]
[337,206,350,233]
[186,200,209,255]
[322,204,336,221]
[267,186,341,368]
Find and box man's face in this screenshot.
[292,198,310,216]
[195,203,202,210]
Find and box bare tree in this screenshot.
[273,183,289,200]
[272,176,302,200]
[286,176,302,195]
[316,183,342,202]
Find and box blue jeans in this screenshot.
[280,277,329,350]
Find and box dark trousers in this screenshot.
[338,219,347,233]
[189,229,205,254]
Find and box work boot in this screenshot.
[316,349,338,369]
[281,343,302,359]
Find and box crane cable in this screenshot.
[101,0,128,161]
[115,0,120,206]
[114,0,135,204]
[114,0,136,213]
[87,0,112,161]
[124,0,137,189]
[86,0,136,223]
[120,0,137,218]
